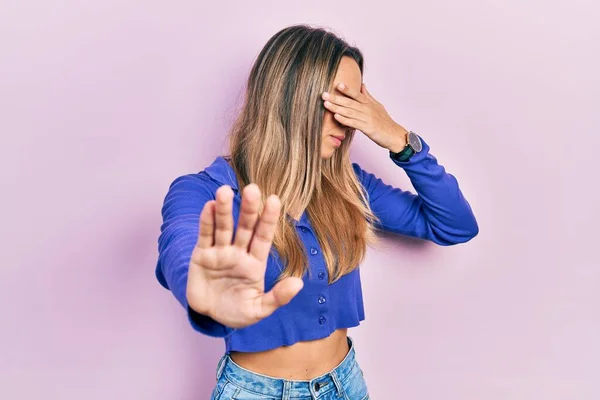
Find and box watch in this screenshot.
[389,131,422,162]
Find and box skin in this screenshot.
[320,56,409,159]
[188,56,410,380]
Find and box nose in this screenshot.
[333,117,346,129]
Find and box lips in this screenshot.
[330,135,343,146]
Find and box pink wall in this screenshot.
[1,1,598,399]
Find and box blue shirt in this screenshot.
[155,136,478,353]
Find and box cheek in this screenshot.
[322,110,338,134]
[322,110,333,127]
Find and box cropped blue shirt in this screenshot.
[155,136,478,353]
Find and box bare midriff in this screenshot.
[229,328,350,380]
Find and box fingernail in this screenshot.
[322,92,330,99]
[338,83,345,90]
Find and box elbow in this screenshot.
[468,219,479,240]
[456,226,478,245]
[453,216,479,245]
[431,216,479,246]
[464,212,480,240]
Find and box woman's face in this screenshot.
[321,56,362,159]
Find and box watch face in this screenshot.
[408,131,422,152]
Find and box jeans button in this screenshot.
[314,382,321,391]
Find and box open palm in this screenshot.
[186,183,304,329]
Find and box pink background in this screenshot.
[1,1,598,399]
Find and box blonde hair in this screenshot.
[227,24,381,283]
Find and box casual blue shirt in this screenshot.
[155,136,478,353]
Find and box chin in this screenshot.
[321,148,335,159]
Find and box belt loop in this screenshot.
[215,354,227,381]
[330,370,345,398]
[281,380,291,400]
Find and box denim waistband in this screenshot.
[216,336,357,399]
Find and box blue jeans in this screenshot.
[210,336,370,400]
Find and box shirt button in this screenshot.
[318,295,326,304]
[301,227,308,233]
[318,272,325,280]
[318,315,326,325]
[310,248,318,255]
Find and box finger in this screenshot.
[336,82,367,103]
[255,277,304,320]
[196,200,216,249]
[214,185,235,246]
[248,194,281,263]
[323,100,367,122]
[233,183,261,251]
[321,91,362,112]
[361,82,374,100]
[333,112,367,131]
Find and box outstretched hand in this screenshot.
[186,183,304,329]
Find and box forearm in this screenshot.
[392,137,479,243]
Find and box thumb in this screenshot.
[256,277,304,320]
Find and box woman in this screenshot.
[156,24,478,400]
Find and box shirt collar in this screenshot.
[203,156,239,191]
[203,155,309,227]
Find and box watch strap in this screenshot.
[390,144,414,162]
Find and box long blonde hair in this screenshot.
[227,24,381,283]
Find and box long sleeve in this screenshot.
[352,136,479,245]
[155,174,235,337]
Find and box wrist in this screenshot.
[389,130,424,163]
[387,124,408,153]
